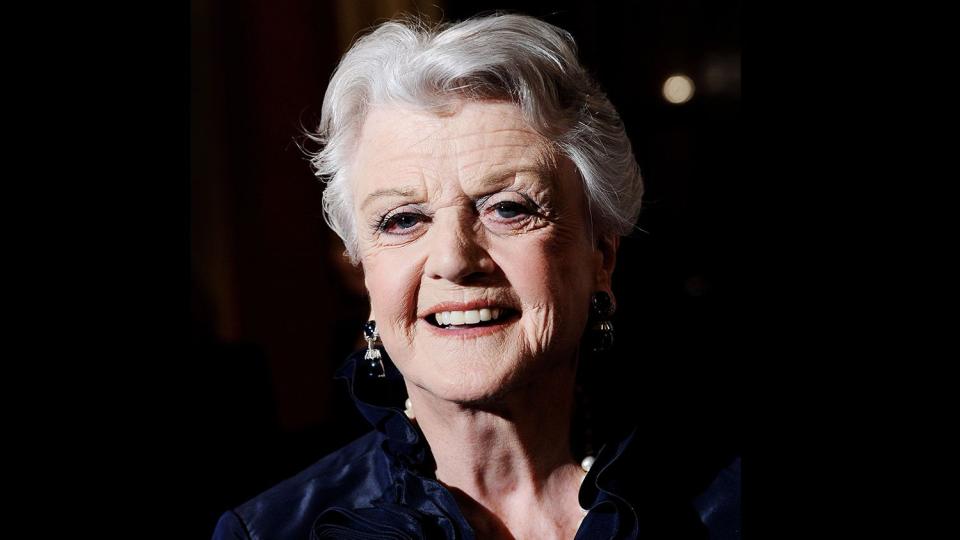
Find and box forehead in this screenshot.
[349,101,553,195]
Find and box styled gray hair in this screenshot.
[307,13,643,263]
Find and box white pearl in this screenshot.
[404,398,415,419]
[580,455,595,473]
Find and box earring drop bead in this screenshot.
[588,292,616,353]
[363,320,386,378]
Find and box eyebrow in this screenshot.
[359,166,554,212]
[360,186,421,211]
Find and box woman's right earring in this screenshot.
[363,320,386,378]
[589,291,615,353]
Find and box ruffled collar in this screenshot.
[333,347,428,469]
[311,347,650,539]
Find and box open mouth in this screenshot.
[426,307,519,329]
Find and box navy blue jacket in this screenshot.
[213,350,740,539]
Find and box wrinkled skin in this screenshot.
[351,100,617,406]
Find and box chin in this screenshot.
[412,351,562,408]
[412,365,513,404]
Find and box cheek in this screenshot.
[494,231,595,350]
[362,251,423,344]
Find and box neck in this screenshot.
[405,358,585,536]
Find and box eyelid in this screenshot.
[394,203,428,216]
[475,190,541,212]
[374,204,428,233]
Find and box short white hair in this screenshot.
[307,13,643,263]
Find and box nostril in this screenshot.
[460,268,493,283]
[425,242,496,283]
[421,213,499,283]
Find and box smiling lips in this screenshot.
[433,308,504,327]
[423,301,518,330]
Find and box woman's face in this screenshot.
[351,101,616,404]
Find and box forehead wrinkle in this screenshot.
[360,136,441,172]
[354,107,446,171]
[455,168,553,199]
[355,103,563,215]
[461,139,560,192]
[429,126,539,143]
[452,143,543,166]
[356,159,432,211]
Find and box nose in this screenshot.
[423,211,496,283]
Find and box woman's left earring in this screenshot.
[589,292,616,353]
[363,320,386,378]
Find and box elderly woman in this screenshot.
[214,13,738,540]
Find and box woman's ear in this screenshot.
[594,232,620,294]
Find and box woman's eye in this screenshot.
[492,201,527,219]
[380,212,425,234]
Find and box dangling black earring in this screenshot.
[363,320,386,378]
[589,292,615,353]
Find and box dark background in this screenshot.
[190,0,741,536]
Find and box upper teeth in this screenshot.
[435,308,502,326]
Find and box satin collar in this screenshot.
[326,347,645,539]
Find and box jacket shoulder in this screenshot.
[213,430,390,540]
